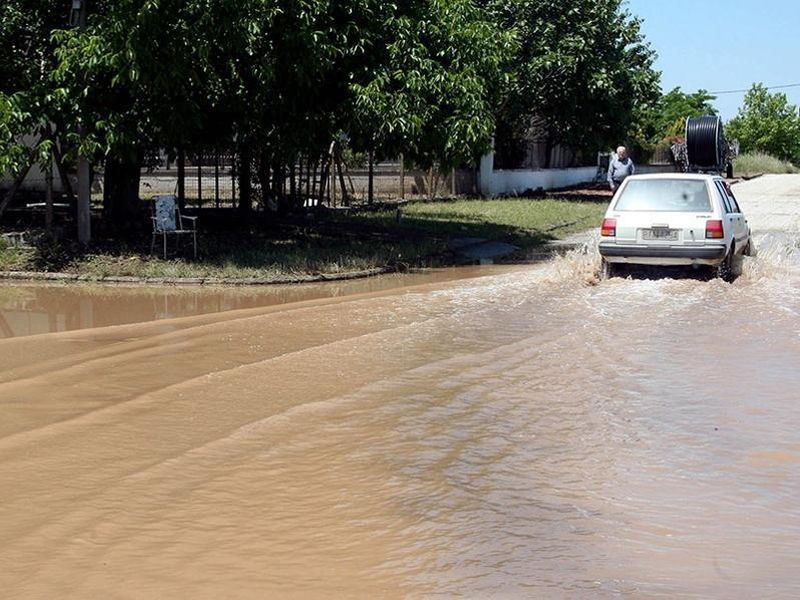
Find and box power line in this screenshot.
[710,82,800,95]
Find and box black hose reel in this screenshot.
[685,115,731,175]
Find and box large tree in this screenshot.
[51,0,270,225]
[486,0,660,166]
[3,0,665,234]
[51,0,514,218]
[351,0,515,174]
[50,0,400,222]
[0,1,72,181]
[653,87,717,139]
[629,87,717,161]
[726,83,800,164]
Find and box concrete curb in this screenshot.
[0,266,397,286]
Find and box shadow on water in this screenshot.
[609,253,753,282]
[610,264,717,281]
[0,264,521,339]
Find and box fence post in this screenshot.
[45,159,54,234]
[177,147,185,210]
[215,150,220,209]
[399,153,405,200]
[197,153,202,208]
[368,150,374,205]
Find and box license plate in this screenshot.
[642,228,678,241]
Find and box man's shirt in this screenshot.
[607,156,635,187]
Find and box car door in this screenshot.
[714,181,747,252]
[717,181,749,251]
[723,183,750,251]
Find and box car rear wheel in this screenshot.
[714,245,735,282]
[600,259,616,280]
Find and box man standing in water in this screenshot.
[607,146,635,191]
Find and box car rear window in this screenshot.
[614,179,712,212]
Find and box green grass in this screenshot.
[344,198,606,249]
[70,237,439,280]
[0,237,36,271]
[0,196,607,280]
[734,152,799,176]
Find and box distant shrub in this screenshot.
[733,152,799,176]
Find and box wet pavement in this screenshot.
[1,175,799,598]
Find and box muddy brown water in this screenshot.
[1,176,800,598]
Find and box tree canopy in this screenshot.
[1,0,663,228]
[650,87,717,140]
[0,1,70,175]
[726,83,800,164]
[487,0,660,165]
[352,0,515,171]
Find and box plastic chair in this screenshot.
[150,194,198,259]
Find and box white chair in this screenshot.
[150,194,198,259]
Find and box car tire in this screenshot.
[600,259,616,280]
[744,239,756,257]
[715,245,735,282]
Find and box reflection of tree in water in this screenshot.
[0,278,410,337]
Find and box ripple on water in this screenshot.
[1,225,800,597]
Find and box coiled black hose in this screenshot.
[685,115,725,168]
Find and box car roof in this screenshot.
[623,173,722,182]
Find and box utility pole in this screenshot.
[72,0,91,245]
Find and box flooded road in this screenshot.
[1,175,800,598]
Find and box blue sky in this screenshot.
[625,0,800,121]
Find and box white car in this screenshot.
[598,173,753,280]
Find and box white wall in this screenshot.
[0,133,73,194]
[478,152,597,196]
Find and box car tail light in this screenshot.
[601,218,616,237]
[705,219,724,239]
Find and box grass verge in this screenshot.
[0,195,607,281]
[734,152,799,177]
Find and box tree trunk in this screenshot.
[399,153,405,200]
[290,160,297,207]
[335,150,349,206]
[368,150,374,205]
[257,150,277,215]
[319,143,335,205]
[214,150,220,209]
[196,153,203,208]
[52,138,75,205]
[177,147,186,210]
[271,161,280,205]
[0,161,34,219]
[45,161,53,234]
[544,135,554,169]
[238,143,252,215]
[103,152,142,233]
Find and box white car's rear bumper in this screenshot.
[598,243,727,266]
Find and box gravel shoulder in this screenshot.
[728,174,800,233]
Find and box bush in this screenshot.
[733,152,799,176]
[726,84,800,164]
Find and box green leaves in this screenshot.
[489,0,659,161]
[0,93,26,175]
[726,84,800,164]
[352,0,513,170]
[2,0,664,185]
[650,87,717,140]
